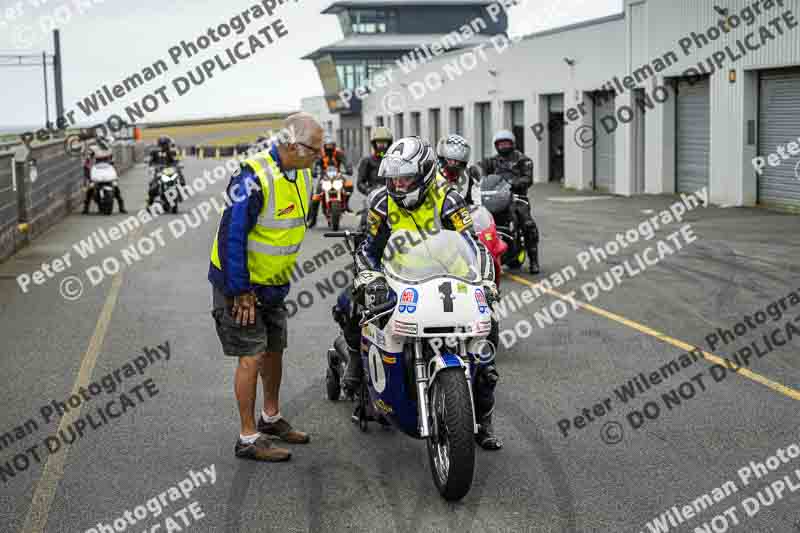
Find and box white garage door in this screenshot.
[593,92,615,192]
[758,68,800,209]
[676,76,710,194]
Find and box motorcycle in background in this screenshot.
[469,205,507,286]
[480,173,528,270]
[89,162,119,216]
[148,165,183,214]
[314,166,351,231]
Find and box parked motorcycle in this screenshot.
[89,162,118,216]
[324,229,491,501]
[469,205,507,286]
[148,165,182,214]
[480,173,528,270]
[313,166,350,231]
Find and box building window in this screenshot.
[336,59,394,91]
[476,102,492,161]
[376,116,384,127]
[348,9,390,34]
[410,112,421,136]
[429,109,441,144]
[506,100,525,153]
[450,107,464,136]
[395,113,404,137]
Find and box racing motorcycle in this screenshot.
[89,162,118,216]
[313,166,350,231]
[324,229,492,501]
[148,165,182,214]
[469,205,507,286]
[480,173,528,270]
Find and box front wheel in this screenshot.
[426,367,475,501]
[330,202,342,231]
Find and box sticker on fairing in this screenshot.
[398,287,418,313]
[475,288,488,314]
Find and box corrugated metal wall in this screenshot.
[758,68,800,208]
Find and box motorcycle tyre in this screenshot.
[330,203,342,232]
[426,367,475,502]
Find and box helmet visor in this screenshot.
[495,140,514,153]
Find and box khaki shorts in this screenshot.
[212,292,288,357]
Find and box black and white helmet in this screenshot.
[437,134,471,163]
[436,134,471,183]
[379,136,437,210]
[493,129,516,156]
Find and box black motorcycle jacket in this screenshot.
[479,150,533,195]
[149,148,179,167]
[356,155,384,196]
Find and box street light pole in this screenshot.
[53,30,64,123]
[42,51,50,128]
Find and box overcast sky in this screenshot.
[0,0,622,128]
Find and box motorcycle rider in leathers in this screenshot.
[436,134,482,206]
[335,136,503,450]
[478,130,541,274]
[308,134,353,226]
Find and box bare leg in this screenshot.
[235,354,263,435]
[260,351,283,417]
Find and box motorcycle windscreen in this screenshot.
[479,174,512,214]
[468,206,493,233]
[382,230,481,285]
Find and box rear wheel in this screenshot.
[326,367,341,401]
[99,198,113,216]
[426,367,475,501]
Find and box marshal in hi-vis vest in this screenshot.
[211,151,313,286]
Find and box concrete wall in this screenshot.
[361,14,627,187]
[0,141,143,264]
[359,0,800,207]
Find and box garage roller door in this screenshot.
[593,92,615,192]
[676,76,710,194]
[759,68,800,209]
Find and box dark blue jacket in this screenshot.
[208,144,290,304]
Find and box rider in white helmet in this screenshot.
[336,136,503,449]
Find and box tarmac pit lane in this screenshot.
[557,397,613,437]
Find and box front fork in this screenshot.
[416,338,479,439]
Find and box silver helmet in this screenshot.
[493,129,516,155]
[379,136,437,210]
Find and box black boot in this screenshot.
[528,247,540,275]
[476,412,503,450]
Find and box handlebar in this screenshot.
[324,230,364,239]
[367,299,396,316]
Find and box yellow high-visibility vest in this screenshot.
[210,151,312,286]
[386,180,449,234]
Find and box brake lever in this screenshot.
[359,307,395,328]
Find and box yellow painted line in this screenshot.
[21,224,142,532]
[506,273,800,402]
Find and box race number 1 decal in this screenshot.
[368,345,386,393]
[439,281,454,312]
